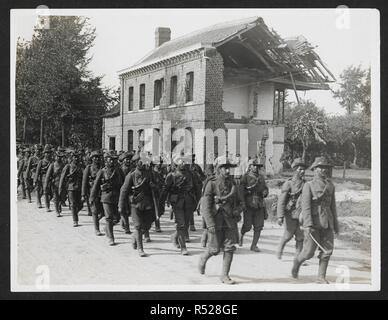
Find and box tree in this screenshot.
[285,100,328,163]
[327,113,371,167]
[333,65,370,115]
[16,16,113,147]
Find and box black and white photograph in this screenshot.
[10,7,380,293]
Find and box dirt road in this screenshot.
[15,198,371,291]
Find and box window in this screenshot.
[170,76,177,105]
[154,78,164,107]
[109,136,116,151]
[127,130,133,151]
[185,72,194,103]
[274,89,285,124]
[138,129,145,151]
[128,87,134,111]
[139,84,145,110]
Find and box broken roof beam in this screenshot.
[236,39,276,73]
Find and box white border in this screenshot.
[10,8,381,292]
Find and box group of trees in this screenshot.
[284,65,371,168]
[16,16,118,148]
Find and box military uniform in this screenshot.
[82,151,104,235]
[34,145,53,211]
[160,156,201,255]
[199,164,216,248]
[292,157,339,284]
[45,149,66,216]
[118,154,155,256]
[59,151,84,226]
[118,151,135,234]
[18,148,30,200]
[90,151,123,245]
[239,159,268,251]
[276,158,306,259]
[198,161,239,284]
[26,145,43,207]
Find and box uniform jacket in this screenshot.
[90,166,123,204]
[240,171,268,209]
[44,161,65,191]
[34,158,52,185]
[25,155,42,180]
[82,164,101,197]
[301,177,339,232]
[201,175,238,230]
[118,168,154,212]
[59,162,83,194]
[160,169,201,210]
[277,176,305,219]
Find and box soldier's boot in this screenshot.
[178,230,189,255]
[21,184,26,199]
[26,185,32,202]
[221,251,235,284]
[250,230,262,252]
[189,214,196,231]
[137,230,147,257]
[132,231,138,250]
[37,189,43,208]
[276,239,288,260]
[154,219,162,232]
[295,240,304,258]
[200,230,208,248]
[55,201,61,217]
[316,259,330,284]
[121,216,131,234]
[105,222,115,246]
[238,231,245,247]
[86,199,92,216]
[184,228,190,242]
[291,258,302,279]
[171,231,180,248]
[144,230,151,242]
[45,195,51,212]
[198,251,212,275]
[93,215,103,236]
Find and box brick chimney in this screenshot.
[155,27,171,47]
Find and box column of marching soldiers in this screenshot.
[17,143,339,285]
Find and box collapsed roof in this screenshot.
[118,16,335,90]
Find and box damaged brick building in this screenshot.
[102,16,334,174]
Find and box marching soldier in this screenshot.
[199,164,216,248]
[160,155,201,255]
[45,147,66,217]
[118,151,134,235]
[276,158,307,259]
[59,150,84,227]
[18,148,29,199]
[239,159,269,252]
[21,148,33,202]
[150,160,165,233]
[34,145,54,212]
[82,150,104,236]
[118,153,157,256]
[26,144,44,207]
[198,161,239,284]
[291,157,339,284]
[90,151,123,245]
[188,154,205,232]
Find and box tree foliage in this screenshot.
[16,16,115,147]
[333,65,371,115]
[285,100,328,162]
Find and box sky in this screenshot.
[11,8,379,116]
